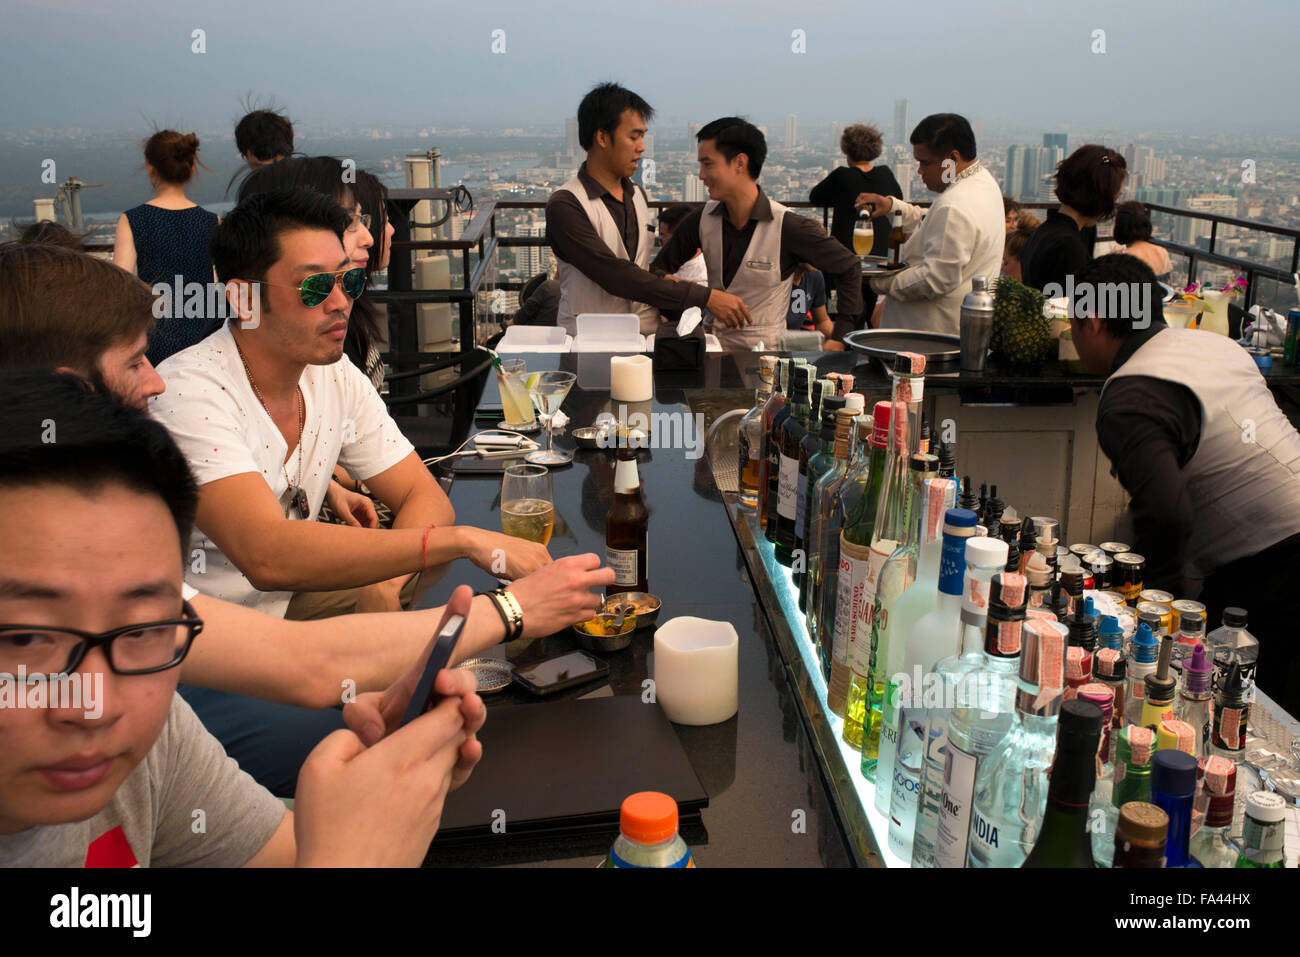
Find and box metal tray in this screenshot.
[860,255,908,277]
[841,329,962,371]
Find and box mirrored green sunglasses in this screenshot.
[247,266,368,307]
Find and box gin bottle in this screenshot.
[967,618,1068,868]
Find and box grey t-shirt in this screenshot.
[0,694,286,867]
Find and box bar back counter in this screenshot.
[418,349,1300,867]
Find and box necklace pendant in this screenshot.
[285,485,310,520]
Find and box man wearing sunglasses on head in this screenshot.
[150,188,551,621]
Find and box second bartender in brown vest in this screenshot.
[652,117,862,350]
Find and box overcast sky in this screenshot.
[3,0,1296,137]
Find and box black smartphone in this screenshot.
[399,613,466,728]
[513,650,609,696]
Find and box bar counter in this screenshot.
[417,350,1300,868]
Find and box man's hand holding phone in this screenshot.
[293,586,486,866]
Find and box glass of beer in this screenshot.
[853,208,875,261]
[501,464,554,545]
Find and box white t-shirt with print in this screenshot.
[151,323,414,617]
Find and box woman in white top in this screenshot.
[1114,201,1171,282]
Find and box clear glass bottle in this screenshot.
[1235,791,1287,868]
[830,400,893,721]
[872,476,958,811]
[885,704,928,865]
[1170,609,1205,664]
[933,571,1027,868]
[1123,622,1159,726]
[1177,643,1214,758]
[736,356,776,509]
[967,618,1068,868]
[860,452,938,778]
[1189,756,1239,867]
[913,537,1009,868]
[808,396,864,676]
[844,353,925,753]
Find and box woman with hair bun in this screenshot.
[113,129,221,365]
[1019,143,1127,294]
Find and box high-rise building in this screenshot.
[784,114,799,150]
[516,220,553,277]
[1004,145,1026,198]
[1006,144,1062,201]
[684,174,708,203]
[895,161,917,202]
[830,121,844,150]
[1180,193,1240,246]
[893,99,911,145]
[643,133,654,158]
[564,117,580,156]
[1043,133,1068,154]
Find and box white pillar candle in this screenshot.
[653,617,739,726]
[610,354,653,402]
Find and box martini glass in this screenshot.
[525,371,577,465]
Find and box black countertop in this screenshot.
[417,352,856,867]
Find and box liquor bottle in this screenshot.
[1080,683,1120,864]
[605,444,648,596]
[884,704,928,865]
[1234,791,1286,868]
[933,571,1027,868]
[1170,610,1205,663]
[967,618,1067,868]
[1209,658,1249,761]
[829,401,893,718]
[902,509,978,684]
[763,358,803,537]
[1123,622,1159,726]
[1189,757,1239,867]
[1149,749,1200,868]
[799,393,846,616]
[913,537,1009,867]
[861,453,940,781]
[1017,517,1036,574]
[872,476,958,810]
[773,363,812,564]
[793,378,831,589]
[1112,802,1169,869]
[984,486,1005,527]
[736,355,777,509]
[1094,645,1127,732]
[889,208,904,264]
[999,517,1021,572]
[810,396,865,678]
[936,440,955,478]
[1021,699,1105,868]
[1025,551,1052,608]
[1064,597,1096,700]
[842,353,926,752]
[958,476,978,513]
[1138,634,1177,735]
[1177,643,1214,757]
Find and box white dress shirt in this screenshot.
[871,162,1005,336]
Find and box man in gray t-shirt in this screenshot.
[0,371,485,867]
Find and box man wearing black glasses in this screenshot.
[0,371,483,866]
[151,188,551,621]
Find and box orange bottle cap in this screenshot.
[619,791,679,845]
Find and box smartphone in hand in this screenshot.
[399,613,466,728]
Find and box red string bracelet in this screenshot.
[421,523,437,572]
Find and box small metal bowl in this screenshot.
[572,614,637,653]
[605,592,661,628]
[457,657,514,694]
[572,426,604,450]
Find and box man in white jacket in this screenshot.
[856,113,1005,336]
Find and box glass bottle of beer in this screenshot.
[889,209,905,265]
[606,443,648,596]
[774,364,812,566]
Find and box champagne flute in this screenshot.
[501,464,554,545]
[525,371,577,466]
[853,208,875,262]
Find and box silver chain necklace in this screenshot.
[233,339,309,519]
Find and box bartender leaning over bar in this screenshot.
[651,117,862,350]
[545,83,752,336]
[1070,253,1300,716]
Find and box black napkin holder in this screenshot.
[652,323,705,372]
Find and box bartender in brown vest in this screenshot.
[545,83,751,336]
[652,117,862,350]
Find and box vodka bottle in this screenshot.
[912,537,1009,867]
[967,618,1068,868]
[1123,622,1159,726]
[1177,643,1214,758]
[933,571,1028,868]
[843,353,926,752]
[1189,756,1239,867]
[872,476,958,810]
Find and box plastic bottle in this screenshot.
[602,792,695,868]
[1149,750,1201,868]
[1177,644,1214,757]
[1205,607,1258,697]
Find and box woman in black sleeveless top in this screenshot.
[114,130,220,366]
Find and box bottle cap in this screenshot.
[1067,598,1096,651]
[1199,755,1236,828]
[619,791,680,845]
[1025,550,1052,586]
[1131,622,1158,663]
[1117,724,1154,769]
[965,535,1008,569]
[1222,607,1248,628]
[1095,646,1126,680]
[1098,614,1123,649]
[1178,610,1204,634]
[909,452,939,473]
[871,400,894,448]
[1116,801,1169,846]
[1150,749,1197,796]
[1144,668,1176,704]
[944,507,978,530]
[988,572,1029,616]
[1056,699,1105,753]
[1183,644,1213,695]
[1018,618,1066,714]
[823,394,847,412]
[1244,790,1286,824]
[1077,683,1115,723]
[1137,610,1162,636]
[1157,718,1196,755]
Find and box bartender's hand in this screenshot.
[707,289,752,328]
[505,553,615,637]
[855,192,893,217]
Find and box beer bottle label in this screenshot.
[607,547,640,587]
